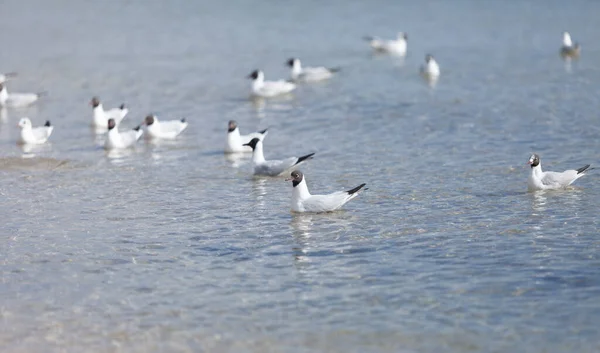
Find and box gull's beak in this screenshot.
[246,73,254,79]
[242,143,250,147]
[527,160,533,165]
[285,177,293,182]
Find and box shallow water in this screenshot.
[1,0,600,352]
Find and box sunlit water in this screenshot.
[1,1,600,352]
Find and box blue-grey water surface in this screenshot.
[1,0,600,352]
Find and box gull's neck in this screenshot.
[291,60,302,78]
[0,86,7,103]
[563,33,573,47]
[252,139,266,164]
[531,163,543,178]
[94,104,105,114]
[292,178,311,201]
[252,72,265,91]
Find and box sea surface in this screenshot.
[1,0,600,352]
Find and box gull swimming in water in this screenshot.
[364,32,408,56]
[247,70,296,98]
[104,118,143,150]
[527,153,591,191]
[286,170,366,213]
[225,120,268,153]
[0,82,44,108]
[560,31,580,58]
[142,114,188,139]
[90,96,128,129]
[286,58,340,82]
[420,54,440,81]
[17,117,53,144]
[243,138,314,176]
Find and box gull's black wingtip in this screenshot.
[363,36,375,42]
[119,103,126,110]
[44,120,51,127]
[577,164,591,174]
[180,118,186,123]
[346,183,366,195]
[295,153,315,165]
[329,67,342,73]
[259,128,268,134]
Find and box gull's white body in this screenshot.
[366,33,407,56]
[104,127,143,150]
[93,104,128,128]
[250,139,311,176]
[528,161,588,191]
[251,71,296,98]
[226,127,268,153]
[420,58,440,79]
[0,84,41,107]
[290,59,335,82]
[145,117,188,139]
[291,176,364,213]
[17,118,53,145]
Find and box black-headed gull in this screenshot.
[560,31,580,58]
[527,154,591,191]
[90,97,128,128]
[104,118,143,150]
[243,138,314,176]
[286,58,340,82]
[364,32,408,56]
[142,115,188,139]
[247,70,296,98]
[420,54,440,80]
[0,82,44,108]
[0,72,17,83]
[286,170,366,213]
[225,120,268,153]
[17,117,53,145]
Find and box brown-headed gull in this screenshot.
[0,82,44,108]
[364,32,408,56]
[527,153,591,191]
[247,70,296,98]
[225,120,268,153]
[90,96,128,129]
[286,170,366,213]
[142,115,188,139]
[286,58,340,82]
[243,138,314,176]
[104,118,143,150]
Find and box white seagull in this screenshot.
[364,32,408,56]
[560,31,580,58]
[286,58,340,82]
[142,114,188,139]
[0,72,17,83]
[527,153,591,191]
[243,138,314,176]
[104,118,143,150]
[286,170,366,213]
[0,82,44,108]
[225,120,268,153]
[420,54,440,79]
[90,96,128,128]
[17,117,53,145]
[247,70,296,98]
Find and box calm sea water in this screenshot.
[1,0,600,352]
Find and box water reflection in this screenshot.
[19,142,52,155]
[224,152,251,168]
[0,108,7,123]
[530,191,547,215]
[251,177,268,209]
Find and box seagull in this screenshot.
[527,153,591,191]
[560,31,581,58]
[420,54,440,79]
[286,170,366,213]
[17,117,53,144]
[0,72,17,83]
[247,70,296,98]
[225,120,268,153]
[0,82,44,108]
[104,118,143,150]
[286,58,340,82]
[90,97,128,128]
[142,114,188,139]
[364,32,408,56]
[243,137,314,176]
